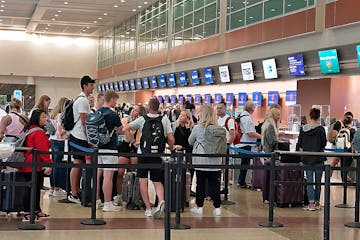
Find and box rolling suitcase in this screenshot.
[0,169,26,213]
[251,157,268,190]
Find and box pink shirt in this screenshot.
[5,113,24,136]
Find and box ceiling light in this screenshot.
[0,9,3,12]
[55,14,59,17]
[103,13,108,16]
[288,4,292,7]
[121,0,125,2]
[144,1,148,4]
[47,24,51,26]
[86,26,90,29]
[132,9,136,12]
[93,20,97,23]
[138,5,142,8]
[57,10,62,13]
[1,1,5,3]
[45,27,48,30]
[64,1,68,4]
[0,5,4,7]
[52,18,56,21]
[98,17,102,20]
[271,9,275,12]
[82,29,86,32]
[0,19,2,21]
[113,5,118,8]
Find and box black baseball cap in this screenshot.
[80,75,96,87]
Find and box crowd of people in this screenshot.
[0,75,358,221]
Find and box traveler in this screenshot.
[29,95,51,118]
[261,107,281,153]
[96,93,105,110]
[217,101,235,145]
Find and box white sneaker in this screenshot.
[152,200,165,219]
[52,189,67,197]
[102,202,122,212]
[190,207,203,215]
[47,189,54,197]
[96,199,104,210]
[113,195,122,206]
[213,208,221,216]
[67,195,81,204]
[144,208,152,217]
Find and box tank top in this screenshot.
[5,112,24,137]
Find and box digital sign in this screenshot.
[252,92,262,107]
[143,77,150,89]
[318,49,340,74]
[226,93,234,105]
[191,70,200,85]
[129,79,136,90]
[219,65,231,83]
[262,58,278,79]
[214,94,223,104]
[204,94,211,105]
[194,94,201,105]
[168,73,176,87]
[178,94,184,105]
[241,62,255,81]
[238,92,247,106]
[288,53,305,76]
[159,75,167,87]
[204,68,214,84]
[119,81,124,91]
[113,82,119,91]
[179,72,187,86]
[285,90,297,106]
[151,76,158,88]
[170,95,177,105]
[268,91,279,106]
[124,80,130,91]
[136,79,142,89]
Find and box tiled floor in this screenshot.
[0,177,359,240]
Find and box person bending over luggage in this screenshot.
[18,109,52,221]
[123,98,174,219]
[95,90,123,212]
[297,108,327,211]
[188,105,222,216]
[115,104,145,206]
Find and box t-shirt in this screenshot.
[217,115,234,142]
[129,113,173,153]
[98,107,121,150]
[236,111,256,148]
[69,92,91,140]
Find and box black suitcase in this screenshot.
[0,169,26,213]
[81,168,93,207]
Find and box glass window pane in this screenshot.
[184,13,193,30]
[264,0,283,19]
[204,20,216,37]
[205,3,217,22]
[152,16,159,28]
[146,20,151,31]
[246,4,263,25]
[184,0,193,13]
[174,3,184,18]
[285,0,307,13]
[308,0,315,6]
[173,32,183,47]
[194,8,204,26]
[160,2,167,12]
[152,28,159,40]
[159,12,167,25]
[206,0,216,4]
[194,25,204,39]
[195,0,204,9]
[159,25,167,38]
[184,29,193,42]
[247,0,262,6]
[230,10,245,29]
[231,0,245,11]
[174,18,184,33]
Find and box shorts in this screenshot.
[98,149,118,171]
[69,134,90,161]
[137,157,163,182]
[118,141,137,154]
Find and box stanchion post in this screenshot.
[81,148,106,225]
[171,150,191,230]
[19,149,45,230]
[222,148,235,205]
[335,162,354,208]
[164,159,171,240]
[258,153,283,228]
[345,156,360,228]
[323,164,331,240]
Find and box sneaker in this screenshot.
[47,189,54,197]
[152,200,165,219]
[67,194,81,204]
[22,214,41,222]
[315,202,321,210]
[213,208,221,216]
[144,208,152,217]
[96,199,104,210]
[113,195,122,206]
[52,189,67,197]
[303,204,316,211]
[190,207,203,215]
[103,202,122,212]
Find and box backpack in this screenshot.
[140,115,166,154]
[6,127,44,162]
[352,129,360,152]
[204,124,227,154]
[327,121,338,143]
[224,116,241,145]
[46,119,56,136]
[335,126,351,149]
[61,96,84,131]
[85,109,115,147]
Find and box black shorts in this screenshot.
[69,134,90,161]
[137,157,163,182]
[118,141,137,154]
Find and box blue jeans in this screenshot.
[305,164,323,203]
[50,140,67,189]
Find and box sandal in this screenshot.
[36,212,50,218]
[22,214,41,222]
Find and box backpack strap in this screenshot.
[224,116,231,131]
[73,95,86,125]
[11,112,28,125]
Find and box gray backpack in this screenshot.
[6,127,44,162]
[204,124,227,154]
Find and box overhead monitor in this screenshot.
[204,68,214,84]
[214,94,223,104]
[252,92,262,107]
[226,93,234,105]
[136,79,142,89]
[219,65,231,83]
[179,72,187,86]
[97,85,102,92]
[285,90,297,106]
[151,76,158,88]
[159,74,167,87]
[318,49,340,74]
[109,82,114,90]
[357,45,360,68]
[168,73,176,87]
[194,94,202,105]
[262,58,278,79]
[204,94,212,105]
[143,77,150,89]
[191,70,200,85]
[164,95,170,104]
[170,95,177,105]
[178,94,184,105]
[288,53,305,76]
[113,81,119,91]
[100,84,105,92]
[129,79,136,90]
[241,62,255,81]
[238,92,247,106]
[119,81,124,91]
[104,83,109,91]
[186,94,192,103]
[157,96,163,103]
[268,91,279,106]
[124,80,130,91]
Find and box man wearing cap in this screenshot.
[68,75,95,204]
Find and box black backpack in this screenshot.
[140,115,166,154]
[61,96,84,131]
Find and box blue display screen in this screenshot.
[288,53,305,76]
[119,81,124,91]
[226,93,234,105]
[129,79,136,90]
[252,92,262,107]
[136,79,142,89]
[204,68,214,84]
[143,77,150,89]
[113,82,119,91]
[159,75,167,87]
[158,96,163,103]
[178,94,184,104]
[109,82,114,90]
[191,70,200,85]
[179,72,187,86]
[204,94,211,105]
[268,91,279,106]
[151,76,158,88]
[164,95,170,104]
[101,84,105,92]
[97,85,102,92]
[285,90,297,106]
[194,94,201,105]
[168,73,176,87]
[170,95,177,105]
[124,81,130,91]
[238,92,247,106]
[214,94,223,104]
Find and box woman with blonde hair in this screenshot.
[48,97,71,197]
[30,95,51,116]
[261,107,281,153]
[188,105,222,216]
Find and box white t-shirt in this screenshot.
[69,92,90,140]
[236,111,256,148]
[129,113,173,154]
[218,115,235,142]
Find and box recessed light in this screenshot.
[82,29,86,32]
[45,27,48,30]
[138,5,142,8]
[103,13,108,16]
[121,0,125,2]
[52,18,56,21]
[86,26,90,29]
[1,1,5,3]
[271,9,275,12]
[57,10,62,13]
[47,24,51,26]
[125,31,130,34]
[98,17,103,20]
[0,5,4,7]
[0,9,4,12]
[55,14,59,17]
[288,4,292,7]
[0,19,2,21]
[64,1,68,4]
[93,20,97,23]
[113,5,118,8]
[132,9,136,12]
[144,1,148,4]
[249,16,253,19]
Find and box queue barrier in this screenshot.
[0,146,360,240]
